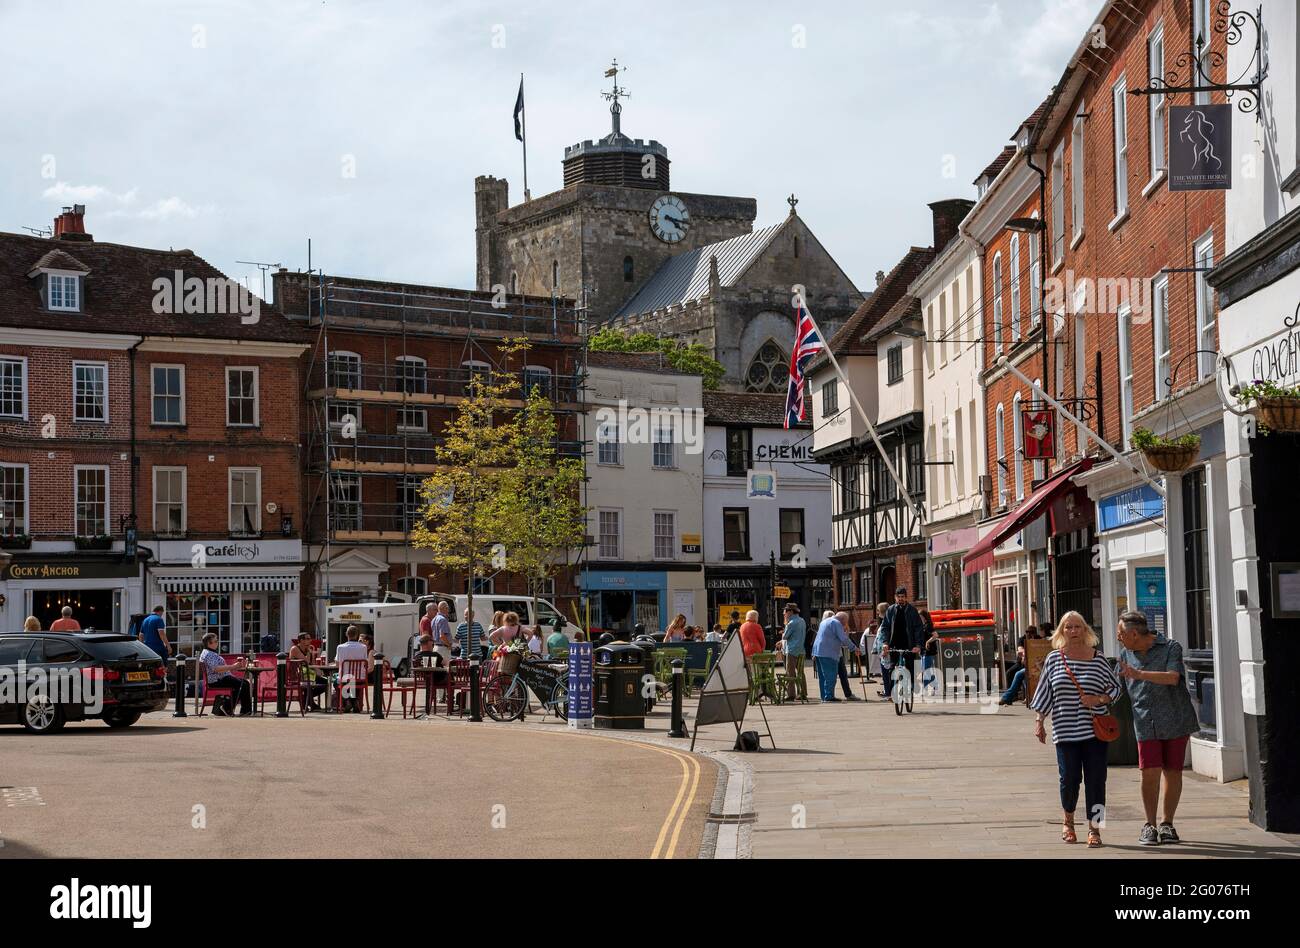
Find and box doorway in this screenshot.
[878,566,897,603]
[241,594,266,653]
[31,588,118,632]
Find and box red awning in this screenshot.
[962,458,1094,576]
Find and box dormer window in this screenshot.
[48,273,80,311]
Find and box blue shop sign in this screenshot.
[1098,485,1165,533]
[578,569,668,592]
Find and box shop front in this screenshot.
[151,539,303,656]
[0,554,142,633]
[704,567,832,632]
[579,566,705,636]
[927,525,981,611]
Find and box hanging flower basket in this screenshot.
[1131,427,1200,473]
[1139,443,1199,473]
[1257,396,1300,433]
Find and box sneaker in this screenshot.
[1157,822,1180,844]
[1138,823,1161,846]
[844,693,861,701]
[823,697,841,703]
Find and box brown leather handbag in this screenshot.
[1059,650,1121,742]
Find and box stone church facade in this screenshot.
[475,92,863,391]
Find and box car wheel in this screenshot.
[104,711,142,729]
[22,696,66,734]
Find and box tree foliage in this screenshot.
[588,326,725,389]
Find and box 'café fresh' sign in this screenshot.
[156,539,302,565]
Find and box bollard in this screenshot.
[668,659,687,738]
[172,655,187,718]
[468,656,482,722]
[275,652,288,718]
[371,653,386,719]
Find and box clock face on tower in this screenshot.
[648,194,690,243]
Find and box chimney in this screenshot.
[54,204,92,241]
[928,198,974,252]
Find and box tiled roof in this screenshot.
[613,222,785,316]
[586,350,700,376]
[0,232,307,343]
[702,390,803,427]
[27,248,91,275]
[974,145,1016,186]
[864,292,923,342]
[819,246,936,361]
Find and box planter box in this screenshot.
[74,535,113,551]
[0,534,32,550]
[1140,443,1199,473]
[1258,397,1300,433]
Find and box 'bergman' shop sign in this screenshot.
[156,539,302,565]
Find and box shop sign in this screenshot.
[1169,105,1232,191]
[706,576,756,591]
[754,443,812,462]
[809,576,834,589]
[773,585,792,599]
[1098,485,1165,533]
[2,559,139,581]
[747,470,776,498]
[1021,405,1056,459]
[156,539,302,565]
[1134,566,1167,636]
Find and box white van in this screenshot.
[325,602,420,675]
[417,593,577,639]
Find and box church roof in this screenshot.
[613,222,785,317]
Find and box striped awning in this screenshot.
[157,574,299,593]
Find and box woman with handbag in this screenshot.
[1029,611,1123,848]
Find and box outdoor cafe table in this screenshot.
[410,662,445,716]
[240,663,275,716]
[309,664,337,712]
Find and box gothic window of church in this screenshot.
[793,236,801,259]
[623,256,634,282]
[745,340,788,394]
[552,260,559,290]
[510,272,518,294]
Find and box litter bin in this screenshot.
[594,643,646,730]
[1106,668,1139,766]
[632,636,658,711]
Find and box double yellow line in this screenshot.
[581,733,703,859]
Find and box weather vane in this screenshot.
[602,60,629,136]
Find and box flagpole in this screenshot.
[798,298,924,523]
[520,73,529,201]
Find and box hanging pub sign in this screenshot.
[1169,104,1232,191]
[1021,404,1056,460]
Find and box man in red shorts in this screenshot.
[1117,611,1201,846]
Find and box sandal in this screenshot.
[1087,829,1102,849]
[1061,822,1077,844]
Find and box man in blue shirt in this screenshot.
[781,604,807,701]
[139,605,170,664]
[812,611,857,703]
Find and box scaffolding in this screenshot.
[295,267,587,629]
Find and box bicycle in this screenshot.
[883,648,915,715]
[483,657,569,723]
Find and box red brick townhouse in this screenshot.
[1033,0,1234,781]
[0,206,310,651]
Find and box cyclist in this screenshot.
[880,586,924,701]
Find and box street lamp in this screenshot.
[1005,217,1046,234]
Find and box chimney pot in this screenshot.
[53,204,88,240]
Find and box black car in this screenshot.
[0,632,169,734]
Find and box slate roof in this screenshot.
[0,231,307,343]
[817,246,936,362]
[703,390,803,427]
[613,222,785,316]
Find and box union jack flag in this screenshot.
[784,301,825,429]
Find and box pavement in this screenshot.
[679,669,1300,859]
[0,702,714,860]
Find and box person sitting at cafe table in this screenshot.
[288,632,327,710]
[198,632,253,716]
[334,625,371,712]
[412,634,449,692]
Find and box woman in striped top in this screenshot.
[1029,611,1122,848]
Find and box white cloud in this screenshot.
[41,182,138,207]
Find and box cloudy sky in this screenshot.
[0,0,1103,301]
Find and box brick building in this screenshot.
[0,207,310,647]
[272,270,584,635]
